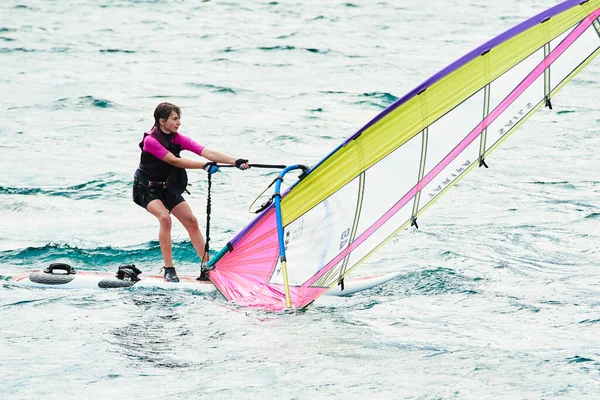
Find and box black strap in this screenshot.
[44,263,76,275]
[116,264,142,281]
[203,171,212,268]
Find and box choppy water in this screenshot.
[1,1,599,398]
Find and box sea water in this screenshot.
[1,1,599,398]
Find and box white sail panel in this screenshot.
[485,74,545,152]
[550,24,600,90]
[276,177,360,285]
[353,133,422,237]
[417,90,485,208]
[423,90,485,176]
[488,49,544,112]
[550,24,577,54]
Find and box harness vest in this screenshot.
[137,126,182,181]
[136,126,188,194]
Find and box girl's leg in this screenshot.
[171,201,208,264]
[146,199,174,267]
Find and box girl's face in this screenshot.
[160,111,181,134]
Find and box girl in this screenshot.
[133,102,249,282]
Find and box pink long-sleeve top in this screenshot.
[143,132,205,160]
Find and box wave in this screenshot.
[0,47,69,53]
[579,318,600,324]
[304,107,326,121]
[305,48,329,54]
[565,356,596,364]
[527,180,597,190]
[0,240,206,269]
[316,90,398,110]
[276,32,297,39]
[257,45,330,54]
[402,267,480,296]
[0,173,127,201]
[258,45,295,51]
[99,49,136,54]
[319,90,347,95]
[364,266,479,298]
[356,92,399,109]
[220,46,241,53]
[530,180,571,185]
[52,95,116,110]
[186,83,238,94]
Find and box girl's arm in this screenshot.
[202,148,250,169]
[162,152,209,169]
[201,148,238,164]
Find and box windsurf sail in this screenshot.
[209,0,600,311]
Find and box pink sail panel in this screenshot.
[209,206,332,310]
[224,284,329,311]
[209,208,280,300]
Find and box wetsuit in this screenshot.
[133,126,204,211]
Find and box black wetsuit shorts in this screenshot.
[132,170,185,212]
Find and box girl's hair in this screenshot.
[153,102,181,126]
